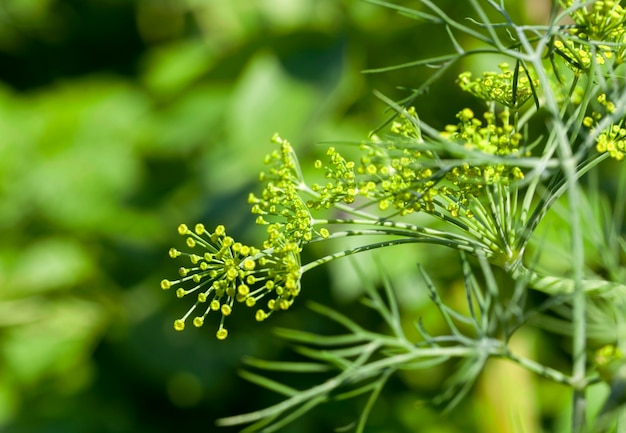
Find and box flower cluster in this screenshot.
[441,107,525,211]
[309,147,358,208]
[162,135,343,339]
[161,223,302,339]
[249,134,317,244]
[389,106,422,139]
[552,38,615,71]
[556,0,626,68]
[162,67,531,338]
[442,108,523,157]
[457,63,537,108]
[304,108,442,216]
[566,0,626,39]
[583,93,626,161]
[356,141,439,215]
[307,105,525,219]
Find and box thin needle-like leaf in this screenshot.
[238,370,299,397]
[243,356,333,373]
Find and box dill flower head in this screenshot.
[161,223,302,340]
[556,0,626,67]
[308,105,525,220]
[457,63,537,108]
[582,93,626,161]
[249,133,314,244]
[563,0,626,42]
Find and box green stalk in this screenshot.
[313,218,493,249]
[516,19,589,431]
[513,265,626,297]
[503,350,575,386]
[300,237,474,274]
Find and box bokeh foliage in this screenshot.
[1,1,607,432]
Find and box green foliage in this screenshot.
[0,1,390,432]
[160,1,626,432]
[2,0,626,432]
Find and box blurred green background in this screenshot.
[0,1,581,432]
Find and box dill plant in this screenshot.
[160,1,626,431]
